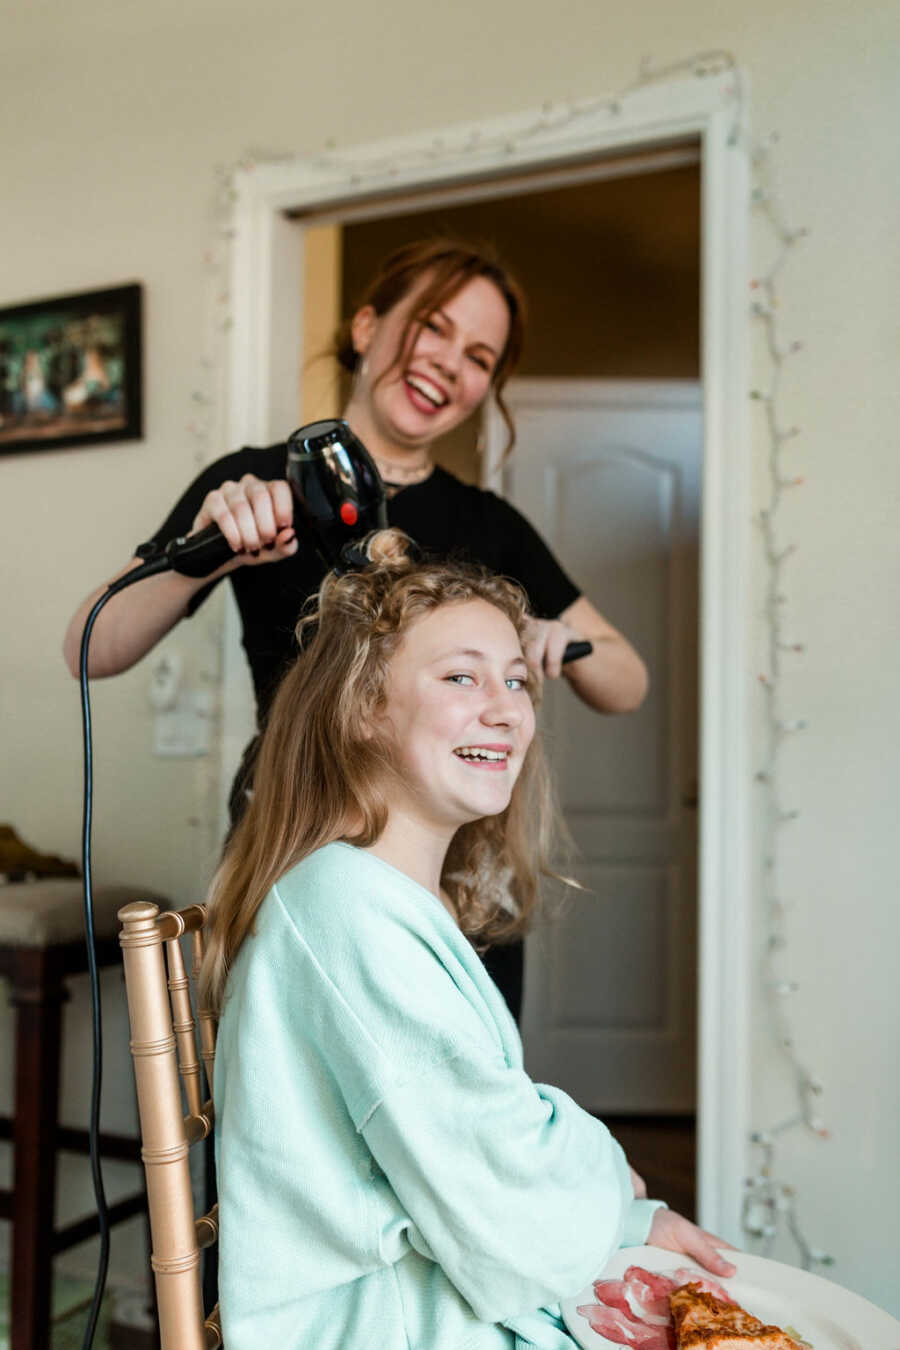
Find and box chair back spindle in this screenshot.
[192,925,217,1095]
[119,900,222,1349]
[166,929,204,1119]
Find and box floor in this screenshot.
[603,1115,697,1222]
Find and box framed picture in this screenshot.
[0,282,142,454]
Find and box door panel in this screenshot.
[487,379,701,1113]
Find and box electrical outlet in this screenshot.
[153,691,212,757]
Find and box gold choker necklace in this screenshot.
[372,454,433,486]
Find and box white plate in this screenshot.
[561,1245,900,1350]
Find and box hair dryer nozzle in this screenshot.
[286,419,387,568]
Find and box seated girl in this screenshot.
[201,529,734,1350]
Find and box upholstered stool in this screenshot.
[0,879,166,1350]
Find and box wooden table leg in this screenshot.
[9,948,66,1350]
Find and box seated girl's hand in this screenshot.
[647,1208,738,1278]
[522,617,582,681]
[191,475,298,571]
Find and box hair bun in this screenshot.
[363,528,420,568]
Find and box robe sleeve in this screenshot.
[361,1047,661,1325]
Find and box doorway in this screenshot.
[223,77,751,1238]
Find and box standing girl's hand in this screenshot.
[647,1208,738,1278]
[191,474,298,570]
[63,476,299,681]
[522,616,583,681]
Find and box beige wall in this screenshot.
[1,0,898,1313]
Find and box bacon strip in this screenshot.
[576,1301,675,1349]
[622,1266,678,1324]
[576,1263,734,1347]
[591,1280,645,1324]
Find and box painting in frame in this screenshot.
[0,282,142,454]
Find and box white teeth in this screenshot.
[406,373,447,407]
[454,747,508,762]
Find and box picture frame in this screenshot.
[0,282,142,454]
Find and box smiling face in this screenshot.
[347,273,511,455]
[375,598,536,836]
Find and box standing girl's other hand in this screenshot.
[647,1208,738,1278]
[191,474,297,570]
[522,616,582,682]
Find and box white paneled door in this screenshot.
[487,379,702,1114]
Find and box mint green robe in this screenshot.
[215,842,662,1348]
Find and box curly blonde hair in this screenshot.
[200,529,561,1014]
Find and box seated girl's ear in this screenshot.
[361,700,394,744]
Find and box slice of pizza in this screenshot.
[669,1282,804,1350]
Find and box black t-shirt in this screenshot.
[146,443,580,724]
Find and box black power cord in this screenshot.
[78,555,170,1350]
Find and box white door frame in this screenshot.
[223,71,751,1240]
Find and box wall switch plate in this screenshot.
[153,691,212,757]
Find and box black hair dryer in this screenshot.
[139,418,386,579]
[286,418,387,567]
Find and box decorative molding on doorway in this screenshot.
[223,67,751,1241]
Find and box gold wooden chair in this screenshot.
[118,900,222,1349]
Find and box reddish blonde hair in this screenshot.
[334,237,526,454]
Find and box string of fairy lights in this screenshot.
[179,166,236,871]
[742,143,832,1271]
[187,53,829,1268]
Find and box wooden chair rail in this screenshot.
[0,1115,142,1161]
[157,905,208,941]
[184,1100,215,1145]
[0,1193,118,1241]
[50,1191,148,1255]
[195,1203,218,1250]
[204,1304,222,1348]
